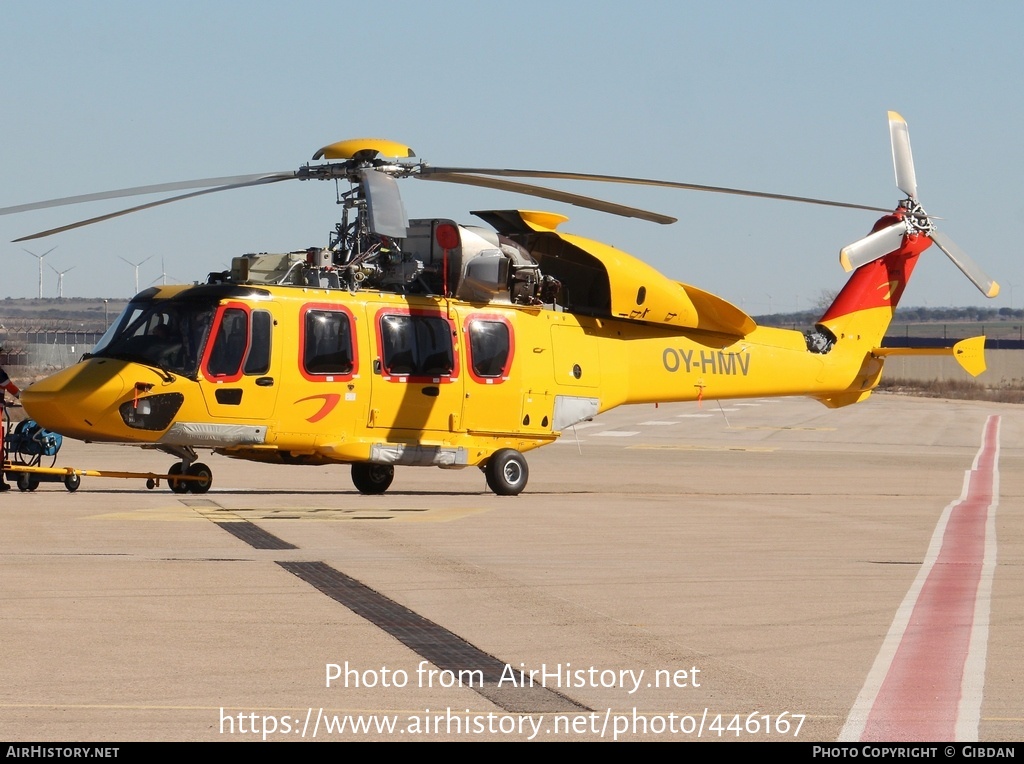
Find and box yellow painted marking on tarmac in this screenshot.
[90,505,487,523]
[627,445,776,452]
[87,506,209,522]
[230,506,488,523]
[397,507,489,523]
[731,426,837,431]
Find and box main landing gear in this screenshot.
[351,463,395,495]
[347,448,530,496]
[483,449,529,496]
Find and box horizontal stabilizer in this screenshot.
[873,336,986,377]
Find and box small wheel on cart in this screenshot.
[146,478,156,490]
[167,463,189,494]
[17,473,39,492]
[63,473,81,493]
[186,462,212,494]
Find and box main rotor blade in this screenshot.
[0,171,294,217]
[888,111,918,200]
[930,230,1000,298]
[420,167,890,214]
[839,221,908,272]
[417,172,677,225]
[13,174,296,242]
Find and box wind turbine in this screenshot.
[49,263,76,298]
[22,246,57,299]
[149,257,174,287]
[119,254,153,294]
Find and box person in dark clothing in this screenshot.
[0,357,20,492]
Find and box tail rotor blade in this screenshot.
[888,111,918,199]
[884,112,998,298]
[930,230,1000,298]
[839,221,907,272]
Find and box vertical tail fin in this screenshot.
[804,213,932,408]
[816,213,930,350]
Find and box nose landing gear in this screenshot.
[167,460,213,494]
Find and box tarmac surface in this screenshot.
[1,394,1020,742]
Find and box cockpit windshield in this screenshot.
[90,296,217,378]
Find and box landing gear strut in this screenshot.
[167,462,189,493]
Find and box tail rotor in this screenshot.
[839,111,999,298]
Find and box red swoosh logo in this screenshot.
[295,394,341,423]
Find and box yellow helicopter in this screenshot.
[2,113,997,496]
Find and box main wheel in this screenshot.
[64,473,81,492]
[351,463,394,495]
[484,449,529,496]
[167,463,190,494]
[186,462,212,494]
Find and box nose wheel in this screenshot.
[484,449,529,496]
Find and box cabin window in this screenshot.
[303,310,354,375]
[206,308,249,377]
[379,313,455,379]
[466,319,512,380]
[244,310,272,375]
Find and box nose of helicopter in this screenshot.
[21,360,128,440]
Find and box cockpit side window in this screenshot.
[92,298,216,378]
[206,307,249,378]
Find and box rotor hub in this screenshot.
[898,198,934,236]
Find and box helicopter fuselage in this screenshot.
[21,208,932,495]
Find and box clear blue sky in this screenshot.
[2,1,1021,312]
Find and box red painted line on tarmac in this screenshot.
[841,415,1000,742]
